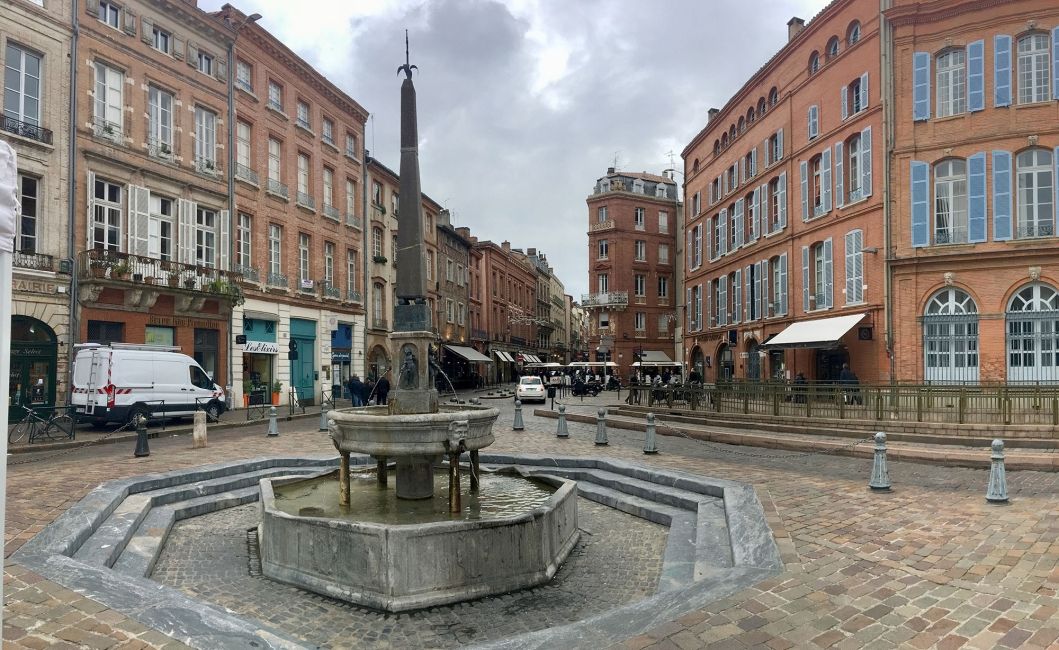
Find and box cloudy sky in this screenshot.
[202,0,830,299]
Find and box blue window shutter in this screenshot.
[913,51,931,120]
[968,40,985,111]
[750,188,759,241]
[779,253,788,316]
[835,141,845,208]
[911,160,930,248]
[968,152,987,243]
[992,150,1012,240]
[734,199,744,247]
[821,148,832,213]
[841,84,848,120]
[799,160,809,221]
[718,208,728,255]
[994,35,1011,107]
[823,237,833,309]
[733,268,742,324]
[778,172,788,228]
[861,126,873,197]
[801,246,810,313]
[860,72,869,109]
[1054,28,1059,100]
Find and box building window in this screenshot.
[811,242,827,309]
[597,206,607,222]
[848,76,865,115]
[346,178,356,217]
[1006,283,1059,382]
[810,155,824,214]
[372,227,383,257]
[97,1,120,28]
[324,241,335,285]
[372,181,383,206]
[93,61,123,136]
[236,120,251,170]
[152,26,170,54]
[268,224,282,275]
[299,233,310,285]
[934,159,968,244]
[809,52,820,74]
[634,312,646,331]
[236,213,251,268]
[598,274,608,293]
[847,21,861,46]
[826,37,840,60]
[846,133,862,201]
[446,258,454,282]
[148,195,173,261]
[236,59,252,92]
[194,106,217,166]
[936,49,966,117]
[322,118,334,145]
[597,239,608,259]
[268,80,283,112]
[634,240,646,261]
[391,192,399,217]
[92,177,122,251]
[771,255,783,315]
[197,52,213,75]
[373,282,384,323]
[195,208,216,267]
[924,288,979,383]
[296,100,310,130]
[267,137,281,183]
[634,274,646,297]
[1017,33,1050,105]
[297,153,310,196]
[87,320,125,343]
[446,299,454,323]
[426,251,434,281]
[1016,148,1054,238]
[16,174,38,253]
[770,177,782,231]
[345,132,358,158]
[347,249,358,293]
[4,44,42,127]
[658,211,669,233]
[323,167,334,208]
[658,276,668,298]
[768,131,781,163]
[658,243,669,264]
[147,85,173,155]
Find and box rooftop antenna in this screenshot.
[611,151,621,170]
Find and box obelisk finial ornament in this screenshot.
[397,29,417,80]
[395,29,426,307]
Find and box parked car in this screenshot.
[515,376,547,403]
[71,343,226,426]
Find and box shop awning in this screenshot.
[640,350,673,363]
[762,313,866,349]
[493,350,514,363]
[242,309,279,321]
[523,354,541,363]
[631,361,683,367]
[445,345,493,363]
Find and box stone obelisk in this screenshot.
[389,33,439,497]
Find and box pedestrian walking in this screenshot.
[375,371,391,405]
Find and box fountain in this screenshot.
[256,35,579,612]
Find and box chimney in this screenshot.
[787,17,805,42]
[527,247,537,257]
[438,209,451,226]
[707,108,720,123]
[501,241,511,253]
[456,226,470,239]
[606,167,615,174]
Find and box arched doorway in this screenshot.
[9,317,58,422]
[745,339,761,380]
[717,344,734,381]
[689,346,705,381]
[923,288,979,383]
[368,345,390,382]
[1006,282,1059,382]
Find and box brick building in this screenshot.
[74,0,237,391]
[585,169,680,379]
[472,239,538,383]
[214,4,368,407]
[886,0,1059,383]
[435,211,483,388]
[682,0,885,383]
[2,0,74,419]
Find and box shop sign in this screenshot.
[244,341,280,354]
[148,316,221,328]
[331,352,351,362]
[13,279,59,294]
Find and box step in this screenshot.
[517,466,707,512]
[694,499,734,578]
[72,495,153,568]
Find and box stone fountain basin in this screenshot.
[258,472,579,612]
[328,404,500,457]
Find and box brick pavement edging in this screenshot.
[11,452,783,650]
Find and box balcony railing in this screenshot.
[234,264,260,283]
[1018,222,1054,239]
[323,281,341,299]
[266,178,289,199]
[296,117,311,131]
[267,272,288,288]
[195,157,220,176]
[935,227,969,245]
[322,135,335,148]
[76,250,242,301]
[581,291,629,308]
[511,336,527,346]
[323,204,341,221]
[235,78,253,94]
[345,212,363,230]
[347,288,362,303]
[2,116,53,145]
[296,192,316,211]
[589,220,615,233]
[267,98,283,112]
[147,136,174,161]
[234,163,259,185]
[92,117,122,143]
[471,328,488,341]
[14,251,54,271]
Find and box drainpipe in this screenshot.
[363,148,370,378]
[881,0,896,384]
[226,32,236,408]
[65,0,80,406]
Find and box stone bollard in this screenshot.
[192,411,207,448]
[868,431,891,491]
[133,414,150,457]
[319,407,329,432]
[267,406,279,437]
[595,408,609,446]
[643,413,659,454]
[556,404,569,438]
[986,439,1009,504]
[512,400,525,431]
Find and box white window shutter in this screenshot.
[760,260,769,318]
[178,199,195,265]
[801,246,810,313]
[860,72,869,109]
[718,276,727,327]
[141,16,153,45]
[854,230,864,302]
[779,253,788,315]
[128,185,150,256]
[749,188,759,241]
[751,148,757,176]
[86,171,96,249]
[777,129,784,159]
[778,172,788,229]
[759,183,769,235]
[219,209,230,271]
[841,84,848,120]
[835,141,845,208]
[705,218,712,261]
[763,138,771,166]
[686,228,694,269]
[821,148,832,213]
[861,126,873,197]
[823,237,833,309]
[733,268,742,324]
[808,105,817,139]
[687,287,693,329]
[694,224,702,268]
[844,231,855,305]
[734,199,744,247]
[799,161,809,221]
[744,265,752,321]
[718,208,728,255]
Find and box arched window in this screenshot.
[721,132,728,148]
[1017,33,1050,104]
[923,288,979,383]
[826,37,840,60]
[757,97,766,115]
[936,49,967,117]
[1006,283,1059,382]
[728,124,736,141]
[808,51,820,74]
[934,159,968,244]
[1016,148,1054,238]
[746,107,755,124]
[713,140,720,155]
[693,158,700,173]
[737,116,745,134]
[847,21,861,46]
[768,87,778,107]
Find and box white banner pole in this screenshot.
[0,139,19,630]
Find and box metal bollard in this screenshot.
[134,414,150,457]
[986,439,1009,504]
[512,400,525,431]
[319,407,329,432]
[556,404,569,438]
[267,406,279,437]
[868,431,891,491]
[595,407,608,446]
[643,413,659,454]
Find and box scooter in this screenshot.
[571,380,601,397]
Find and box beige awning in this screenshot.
[445,345,492,363]
[493,350,514,363]
[762,313,866,349]
[641,351,673,363]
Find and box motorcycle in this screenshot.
[571,380,601,397]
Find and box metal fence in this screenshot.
[624,381,1059,426]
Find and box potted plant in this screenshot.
[272,379,282,405]
[242,378,253,408]
[111,260,132,280]
[373,255,387,264]
[90,256,109,278]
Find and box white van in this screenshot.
[71,343,226,426]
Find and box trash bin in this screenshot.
[547,385,557,399]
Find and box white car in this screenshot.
[515,376,547,403]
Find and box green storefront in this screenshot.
[242,317,278,405]
[8,316,58,423]
[290,318,317,406]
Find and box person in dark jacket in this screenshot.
[375,371,391,405]
[838,363,861,404]
[348,375,365,407]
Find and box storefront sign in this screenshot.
[331,352,351,362]
[244,341,280,354]
[148,315,222,328]
[13,279,60,294]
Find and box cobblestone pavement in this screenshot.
[151,499,666,648]
[4,390,1059,649]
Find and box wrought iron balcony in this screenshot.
[322,134,335,148]
[323,281,341,299]
[296,192,316,211]
[234,163,259,185]
[2,116,53,145]
[194,156,220,176]
[235,78,253,94]
[471,328,488,341]
[92,117,122,143]
[347,288,362,303]
[76,250,242,301]
[266,178,289,199]
[589,220,615,233]
[323,204,341,221]
[14,251,54,271]
[234,264,260,283]
[581,291,629,308]
[345,212,362,230]
[1018,222,1055,239]
[267,98,283,112]
[935,227,969,245]
[296,117,311,131]
[147,136,174,161]
[267,272,288,288]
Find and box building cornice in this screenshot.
[882,0,1015,27]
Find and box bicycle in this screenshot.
[8,406,77,445]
